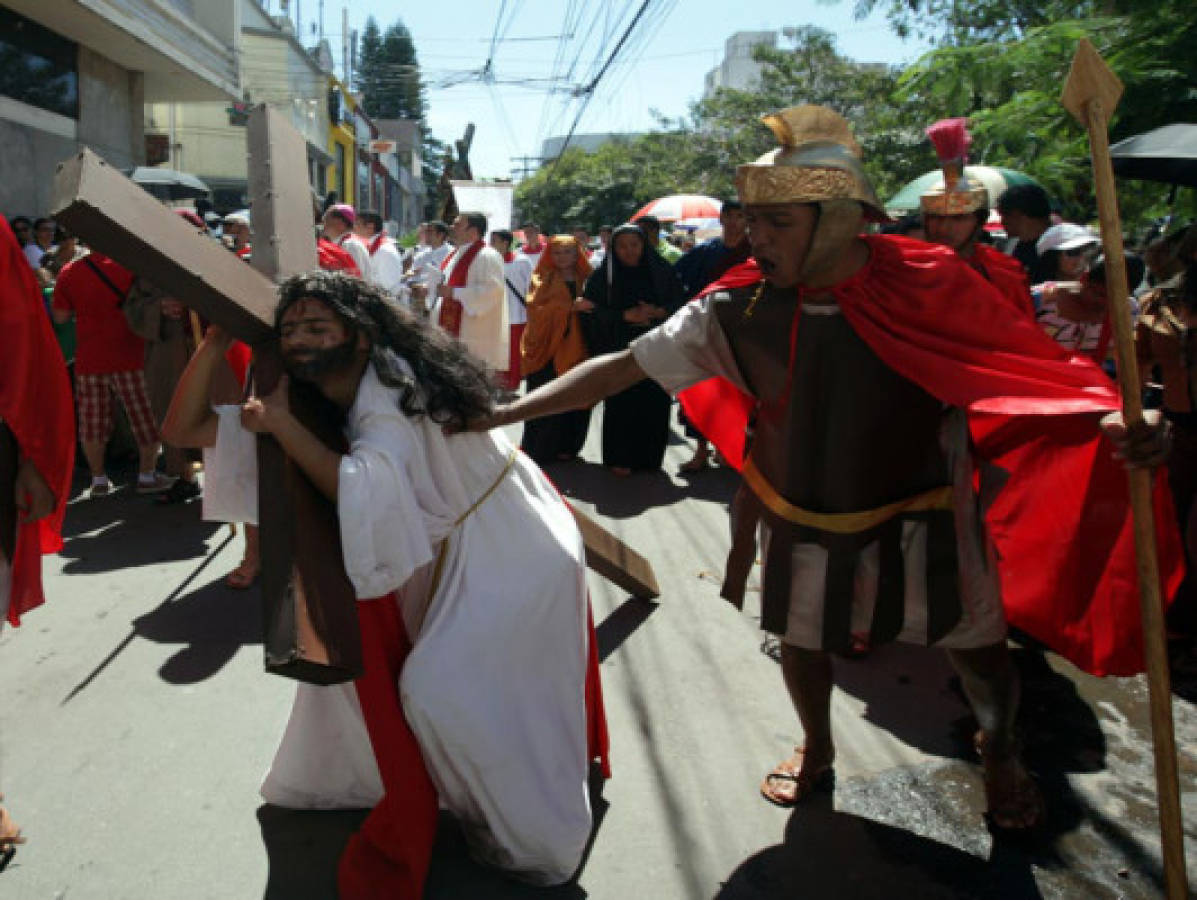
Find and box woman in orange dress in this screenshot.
[519,235,594,464]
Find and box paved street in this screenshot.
[2,413,1197,899]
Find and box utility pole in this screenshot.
[510,155,544,181]
[342,6,350,84]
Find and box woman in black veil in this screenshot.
[581,223,686,474]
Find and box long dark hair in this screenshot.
[275,271,496,429]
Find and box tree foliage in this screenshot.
[516,7,1195,235]
[356,16,447,218]
[892,0,1197,225]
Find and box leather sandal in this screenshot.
[760,747,835,808]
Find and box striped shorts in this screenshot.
[76,370,159,446]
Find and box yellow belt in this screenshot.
[740,457,954,534]
[426,447,520,602]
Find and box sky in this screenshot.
[264,0,932,180]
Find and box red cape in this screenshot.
[974,242,1034,319]
[679,234,1182,676]
[0,216,74,625]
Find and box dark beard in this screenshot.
[283,339,357,381]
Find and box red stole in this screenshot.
[0,218,74,626]
[678,236,1183,677]
[438,240,484,337]
[317,238,362,277]
[368,233,387,257]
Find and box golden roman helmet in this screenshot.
[735,105,887,219]
[919,117,988,216]
[735,105,887,280]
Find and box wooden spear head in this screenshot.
[1061,38,1124,126]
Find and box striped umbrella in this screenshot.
[886,166,1041,213]
[632,194,722,223]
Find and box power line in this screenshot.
[548,0,655,173]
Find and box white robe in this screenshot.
[203,363,593,884]
[432,244,509,370]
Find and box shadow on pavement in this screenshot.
[595,597,659,663]
[716,792,1043,900]
[58,468,220,573]
[131,576,262,683]
[806,640,1165,895]
[258,767,608,899]
[543,458,738,518]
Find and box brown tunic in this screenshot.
[631,284,1005,652]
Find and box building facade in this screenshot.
[703,30,778,97]
[0,0,240,216]
[145,0,332,212]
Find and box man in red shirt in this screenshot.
[52,252,174,496]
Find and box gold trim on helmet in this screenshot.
[735,105,887,220]
[920,162,989,215]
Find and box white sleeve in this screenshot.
[455,249,504,317]
[371,245,406,295]
[337,410,438,599]
[346,239,372,282]
[201,405,259,525]
[630,295,750,396]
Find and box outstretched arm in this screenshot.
[162,326,233,448]
[483,349,648,429]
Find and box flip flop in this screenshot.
[760,747,835,808]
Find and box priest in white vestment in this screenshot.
[164,271,603,893]
[431,212,508,371]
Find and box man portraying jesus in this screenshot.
[163,271,605,896]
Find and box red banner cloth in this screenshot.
[679,235,1183,676]
[0,217,75,625]
[437,240,484,338]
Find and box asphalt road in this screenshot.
[2,412,1196,899]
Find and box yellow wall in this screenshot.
[327,78,356,205]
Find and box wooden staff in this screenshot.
[1062,39,1187,898]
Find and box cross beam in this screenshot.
[51,108,661,686]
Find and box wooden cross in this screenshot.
[50,106,659,686]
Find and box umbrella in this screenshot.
[674,216,722,232]
[886,166,1041,212]
[1111,124,1197,188]
[123,166,211,202]
[633,194,721,223]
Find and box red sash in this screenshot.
[438,241,484,337]
[317,238,362,277]
[368,234,387,257]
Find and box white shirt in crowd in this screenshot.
[365,234,405,299]
[502,254,533,327]
[336,232,372,283]
[411,242,452,290]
